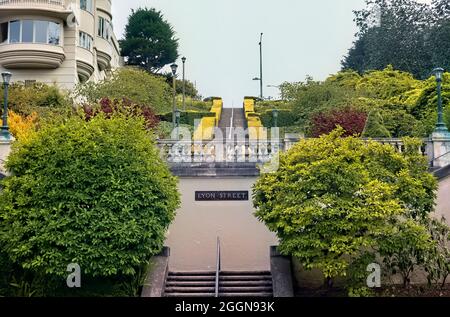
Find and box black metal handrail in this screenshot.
[430,150,450,168]
[215,237,221,298]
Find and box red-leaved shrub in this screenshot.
[311,107,367,137]
[83,97,160,130]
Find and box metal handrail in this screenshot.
[430,150,450,168]
[215,237,221,298]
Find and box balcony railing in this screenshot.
[0,0,65,9]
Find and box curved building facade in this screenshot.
[0,0,121,89]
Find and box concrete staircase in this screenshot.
[164,271,273,297]
[219,271,273,297]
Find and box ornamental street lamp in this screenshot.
[1,72,12,140]
[170,63,178,131]
[182,57,187,112]
[433,67,449,134]
[175,109,181,140]
[272,109,279,128]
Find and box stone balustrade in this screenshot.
[156,136,435,165]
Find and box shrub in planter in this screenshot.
[253,128,437,287]
[0,115,180,281]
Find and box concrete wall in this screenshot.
[435,175,450,224]
[165,177,278,272]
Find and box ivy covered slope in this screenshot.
[74,67,172,114]
[0,114,180,278]
[263,67,450,138]
[253,128,437,282]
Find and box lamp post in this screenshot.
[433,68,448,134]
[259,33,263,100]
[1,72,12,140]
[170,63,178,131]
[272,109,279,128]
[182,57,186,112]
[175,109,181,140]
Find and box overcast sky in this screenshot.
[111,0,431,106]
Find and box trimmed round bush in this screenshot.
[0,115,180,278]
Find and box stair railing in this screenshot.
[215,237,221,297]
[430,150,450,169]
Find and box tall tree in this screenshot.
[120,8,179,73]
[343,0,434,79]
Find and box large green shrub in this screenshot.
[276,67,450,137]
[75,67,172,114]
[253,128,437,284]
[0,115,180,280]
[362,110,392,138]
[0,82,71,116]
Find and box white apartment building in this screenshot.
[0,0,121,90]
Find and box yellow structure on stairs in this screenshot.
[244,97,266,141]
[193,98,223,141]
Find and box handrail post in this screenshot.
[215,237,221,298]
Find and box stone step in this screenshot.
[220,293,273,297]
[166,281,216,287]
[165,293,215,298]
[168,271,215,276]
[220,280,272,286]
[165,286,215,293]
[221,271,271,276]
[219,275,272,281]
[167,276,216,282]
[219,286,273,293]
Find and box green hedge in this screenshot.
[0,115,180,282]
[255,101,291,113]
[158,111,215,126]
[260,109,298,127]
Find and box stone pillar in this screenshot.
[283,133,303,152]
[0,135,14,176]
[270,246,294,297]
[430,131,450,168]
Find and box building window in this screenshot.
[0,20,61,45]
[80,0,93,13]
[79,32,93,50]
[98,17,112,41]
[0,22,8,43]
[48,22,60,45]
[35,21,48,44]
[22,20,33,43]
[10,20,20,43]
